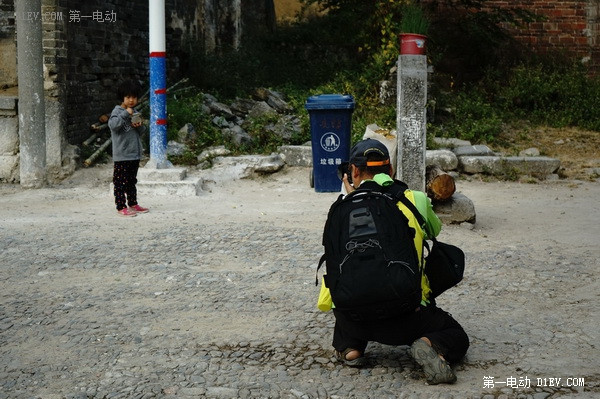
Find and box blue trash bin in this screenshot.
[305,94,355,192]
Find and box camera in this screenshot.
[337,162,352,184]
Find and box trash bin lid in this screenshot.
[305,94,355,110]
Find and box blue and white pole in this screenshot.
[148,0,171,168]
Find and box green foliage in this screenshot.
[400,3,429,34]
[495,62,600,130]
[166,92,223,155]
[240,113,285,154]
[429,59,600,143]
[429,90,503,143]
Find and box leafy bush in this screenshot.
[497,62,600,130]
[166,92,223,150]
[429,91,503,143]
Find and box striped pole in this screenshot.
[148,0,171,168]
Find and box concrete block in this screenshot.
[212,154,285,176]
[426,149,458,171]
[0,96,17,111]
[432,137,471,148]
[433,192,476,224]
[0,117,19,154]
[459,156,560,177]
[0,154,19,182]
[453,144,494,157]
[278,145,312,167]
[138,167,187,182]
[136,179,203,197]
[459,155,501,174]
[504,156,561,177]
[110,177,203,197]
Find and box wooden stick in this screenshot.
[84,138,111,167]
[90,123,108,131]
[83,133,98,146]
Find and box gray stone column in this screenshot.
[396,55,427,192]
[16,0,46,187]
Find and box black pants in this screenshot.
[113,160,140,211]
[332,305,469,364]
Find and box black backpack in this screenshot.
[317,181,422,321]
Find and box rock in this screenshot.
[208,101,236,120]
[230,98,257,116]
[177,123,196,143]
[453,144,495,157]
[197,146,232,163]
[252,88,292,113]
[459,156,561,178]
[247,101,277,119]
[432,192,476,224]
[222,125,252,146]
[252,87,271,101]
[278,145,312,167]
[265,115,302,140]
[166,141,187,156]
[433,137,471,148]
[519,147,541,157]
[426,150,459,171]
[211,154,285,178]
[266,93,293,114]
[212,116,230,128]
[202,93,218,103]
[586,167,600,176]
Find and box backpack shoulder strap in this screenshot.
[386,182,435,241]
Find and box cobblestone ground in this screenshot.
[1,166,599,399]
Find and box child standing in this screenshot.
[108,80,149,217]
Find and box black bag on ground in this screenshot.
[318,183,422,321]
[394,193,465,298]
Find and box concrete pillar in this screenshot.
[16,0,46,187]
[45,97,65,181]
[396,55,427,192]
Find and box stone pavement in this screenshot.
[0,166,599,399]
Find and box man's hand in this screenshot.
[342,173,355,194]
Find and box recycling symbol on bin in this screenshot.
[320,132,340,152]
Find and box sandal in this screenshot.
[335,348,367,367]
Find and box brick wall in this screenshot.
[484,0,600,72]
